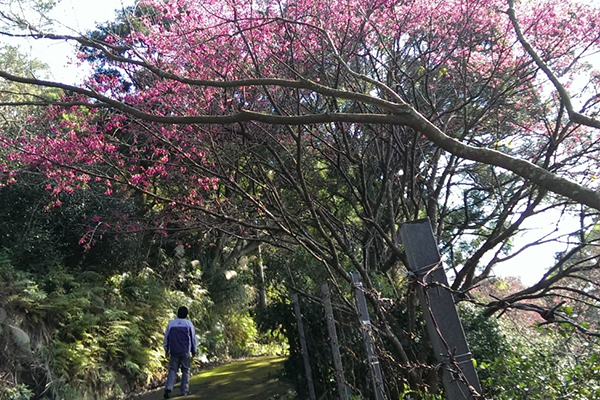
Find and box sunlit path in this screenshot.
[135,356,293,400]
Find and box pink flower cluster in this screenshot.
[0,0,597,243]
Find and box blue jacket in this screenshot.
[163,318,197,356]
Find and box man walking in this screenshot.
[163,306,197,398]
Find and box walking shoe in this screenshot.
[163,389,171,399]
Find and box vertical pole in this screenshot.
[352,273,387,400]
[292,294,317,400]
[399,218,482,400]
[256,245,267,309]
[321,283,349,400]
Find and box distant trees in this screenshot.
[1,0,600,398]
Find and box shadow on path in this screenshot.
[134,355,293,400]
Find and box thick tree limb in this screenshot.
[1,69,598,210]
[403,110,600,211]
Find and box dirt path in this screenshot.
[134,355,293,400]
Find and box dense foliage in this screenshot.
[0,173,283,400]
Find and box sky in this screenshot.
[8,0,594,286]
[484,210,582,285]
[16,0,136,82]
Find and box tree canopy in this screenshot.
[1,0,600,398]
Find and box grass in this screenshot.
[134,355,294,400]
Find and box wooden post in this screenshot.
[399,219,482,400]
[292,294,317,400]
[352,273,387,400]
[321,283,349,400]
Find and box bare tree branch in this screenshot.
[507,0,600,130]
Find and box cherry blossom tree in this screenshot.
[1,0,600,396]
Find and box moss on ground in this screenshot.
[135,355,294,400]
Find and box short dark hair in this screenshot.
[177,306,188,319]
